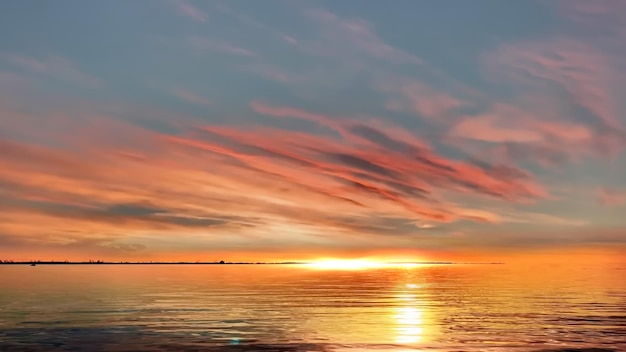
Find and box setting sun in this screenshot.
[307,259,421,270]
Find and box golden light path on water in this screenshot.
[395,291,424,344]
[306,259,430,350]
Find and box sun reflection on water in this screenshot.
[394,284,425,345]
[395,306,424,344]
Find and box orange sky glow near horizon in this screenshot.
[3,246,625,267]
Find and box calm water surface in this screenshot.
[0,263,624,351]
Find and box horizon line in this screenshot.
[0,260,505,265]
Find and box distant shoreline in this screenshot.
[0,261,504,266]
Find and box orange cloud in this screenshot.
[0,105,547,250]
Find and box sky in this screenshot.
[0,0,625,262]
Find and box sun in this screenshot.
[307,259,383,270]
[306,258,420,270]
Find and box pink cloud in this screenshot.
[250,101,431,151]
[529,120,593,142]
[0,101,548,242]
[377,79,465,122]
[445,87,624,167]
[282,35,298,44]
[177,1,208,22]
[450,115,542,143]
[485,37,623,131]
[0,103,558,260]
[597,187,626,207]
[449,36,626,166]
[450,103,595,145]
[249,101,546,201]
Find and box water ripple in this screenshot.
[0,264,624,351]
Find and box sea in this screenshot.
[0,263,624,351]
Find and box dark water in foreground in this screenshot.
[0,263,624,351]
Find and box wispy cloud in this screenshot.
[474,34,626,167]
[282,35,297,44]
[447,102,618,167]
[172,88,213,108]
[377,78,466,122]
[559,0,626,49]
[176,0,208,22]
[485,37,624,132]
[0,99,553,258]
[597,187,626,207]
[247,64,293,83]
[304,8,422,65]
[250,101,546,202]
[188,37,256,56]
[2,54,101,87]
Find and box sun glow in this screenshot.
[306,259,420,270]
